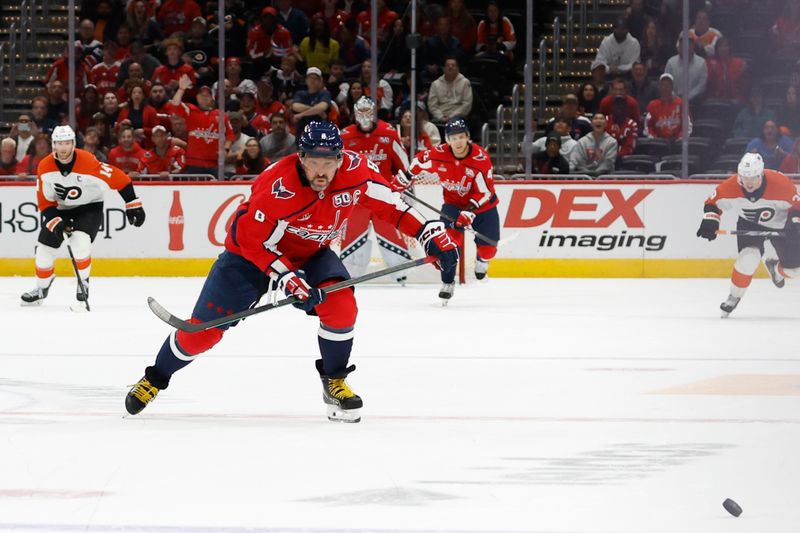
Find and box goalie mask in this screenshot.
[354,96,376,131]
[51,125,76,164]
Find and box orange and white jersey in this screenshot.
[705,170,800,229]
[37,148,132,212]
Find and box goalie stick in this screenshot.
[716,229,785,237]
[148,256,435,333]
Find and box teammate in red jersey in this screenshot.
[125,121,459,422]
[404,117,500,303]
[339,97,412,283]
[697,153,800,317]
[20,126,146,307]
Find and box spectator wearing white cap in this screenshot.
[644,73,692,140]
[291,67,333,132]
[140,125,186,178]
[595,17,640,76]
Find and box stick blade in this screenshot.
[147,297,198,331]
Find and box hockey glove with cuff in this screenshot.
[454,210,476,229]
[417,221,460,272]
[125,199,146,227]
[696,215,720,241]
[42,208,71,236]
[277,271,326,312]
[391,170,413,192]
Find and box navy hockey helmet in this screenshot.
[444,117,470,140]
[298,121,343,158]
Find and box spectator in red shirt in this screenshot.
[235,137,270,176]
[772,0,800,47]
[705,37,748,104]
[598,77,641,127]
[315,0,351,40]
[150,38,197,95]
[0,138,19,177]
[605,95,638,158]
[16,133,51,179]
[44,42,91,93]
[117,84,159,147]
[157,0,202,37]
[114,24,134,61]
[238,88,273,138]
[117,62,153,103]
[255,76,289,121]
[645,73,691,139]
[140,125,186,177]
[148,83,173,132]
[357,0,398,48]
[247,7,296,73]
[108,125,145,176]
[166,74,233,179]
[89,41,122,97]
[445,0,478,53]
[77,84,102,133]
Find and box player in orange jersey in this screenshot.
[20,126,146,307]
[697,153,800,317]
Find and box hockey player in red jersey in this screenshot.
[404,117,500,303]
[697,153,800,317]
[125,121,459,422]
[20,125,146,306]
[339,96,412,284]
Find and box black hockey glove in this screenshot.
[417,221,460,272]
[696,217,719,241]
[276,270,326,312]
[125,199,146,227]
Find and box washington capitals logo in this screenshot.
[272,177,295,200]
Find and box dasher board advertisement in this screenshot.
[0,180,778,278]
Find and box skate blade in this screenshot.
[441,298,449,307]
[70,303,90,313]
[720,310,731,319]
[19,300,43,307]
[326,405,361,423]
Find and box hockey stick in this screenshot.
[401,190,514,247]
[147,256,436,333]
[716,229,785,237]
[64,231,90,312]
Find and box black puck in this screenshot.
[723,498,742,517]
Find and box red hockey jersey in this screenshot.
[408,143,498,212]
[108,143,146,174]
[166,101,233,168]
[89,61,121,96]
[140,145,186,174]
[705,170,800,230]
[224,151,427,275]
[341,120,409,181]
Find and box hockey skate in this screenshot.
[475,259,489,280]
[765,259,785,288]
[438,283,454,306]
[20,278,54,306]
[720,295,741,318]
[125,367,169,415]
[316,359,362,423]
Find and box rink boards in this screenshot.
[0,179,787,278]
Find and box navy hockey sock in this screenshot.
[318,325,354,375]
[154,334,195,377]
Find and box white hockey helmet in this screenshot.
[354,96,376,131]
[737,152,764,180]
[51,125,76,163]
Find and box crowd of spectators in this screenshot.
[531,0,800,176]
[1,0,523,179]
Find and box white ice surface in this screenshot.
[0,275,798,533]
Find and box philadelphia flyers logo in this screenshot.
[271,177,295,199]
[54,183,82,201]
[741,207,776,223]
